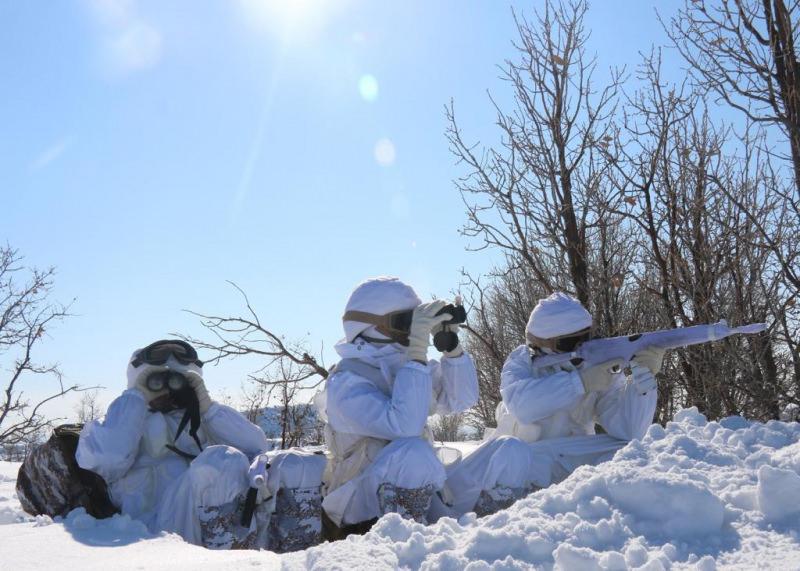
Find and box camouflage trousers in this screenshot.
[199,486,323,553]
[198,493,269,550]
[268,485,324,553]
[377,483,435,524]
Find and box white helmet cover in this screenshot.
[343,276,422,342]
[526,292,592,340]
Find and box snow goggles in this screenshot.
[145,370,189,393]
[131,340,203,368]
[528,327,592,353]
[343,308,413,345]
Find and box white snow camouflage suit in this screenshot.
[317,338,546,525]
[490,343,658,483]
[76,353,269,545]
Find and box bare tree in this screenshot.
[431,413,465,443]
[241,379,269,424]
[179,282,328,449]
[667,0,800,391]
[449,0,632,426]
[667,0,800,203]
[447,0,622,306]
[451,1,796,425]
[0,246,81,446]
[74,390,103,424]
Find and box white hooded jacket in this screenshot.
[493,344,657,443]
[76,355,269,526]
[317,338,478,525]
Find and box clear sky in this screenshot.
[1,0,684,419]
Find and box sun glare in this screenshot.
[238,0,340,44]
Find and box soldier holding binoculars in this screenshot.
[316,276,544,532]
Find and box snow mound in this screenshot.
[286,407,800,570]
[0,461,28,525]
[1,408,799,569]
[757,465,800,524]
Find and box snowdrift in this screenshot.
[2,407,800,570]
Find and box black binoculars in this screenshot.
[144,371,197,411]
[145,371,188,393]
[437,303,467,325]
[433,304,467,353]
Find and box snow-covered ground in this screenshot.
[2,408,800,570]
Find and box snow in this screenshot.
[2,408,800,570]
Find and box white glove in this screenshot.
[408,300,453,363]
[579,358,624,393]
[433,322,463,358]
[630,363,657,394]
[186,372,212,414]
[633,346,667,375]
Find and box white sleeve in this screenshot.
[500,346,586,425]
[429,352,479,415]
[594,373,658,440]
[202,403,270,457]
[326,362,432,440]
[76,389,148,483]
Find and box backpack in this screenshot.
[16,423,119,519]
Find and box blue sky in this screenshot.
[1,0,684,418]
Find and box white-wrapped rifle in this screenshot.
[241,454,270,527]
[531,320,767,371]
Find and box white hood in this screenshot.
[527,292,592,339]
[342,276,421,342]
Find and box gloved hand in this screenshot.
[633,346,667,375]
[630,363,657,394]
[433,322,463,358]
[186,371,212,414]
[579,358,624,393]
[408,300,453,363]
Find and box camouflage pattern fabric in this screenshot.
[199,493,270,550]
[268,486,323,553]
[377,483,435,524]
[16,424,117,519]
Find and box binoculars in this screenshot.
[433,303,467,353]
[145,371,197,410]
[436,303,467,325]
[145,371,188,393]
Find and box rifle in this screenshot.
[241,454,270,527]
[531,320,767,371]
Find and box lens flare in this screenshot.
[374,138,396,166]
[358,74,379,102]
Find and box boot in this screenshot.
[473,484,538,518]
[377,483,435,524]
[267,485,323,553]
